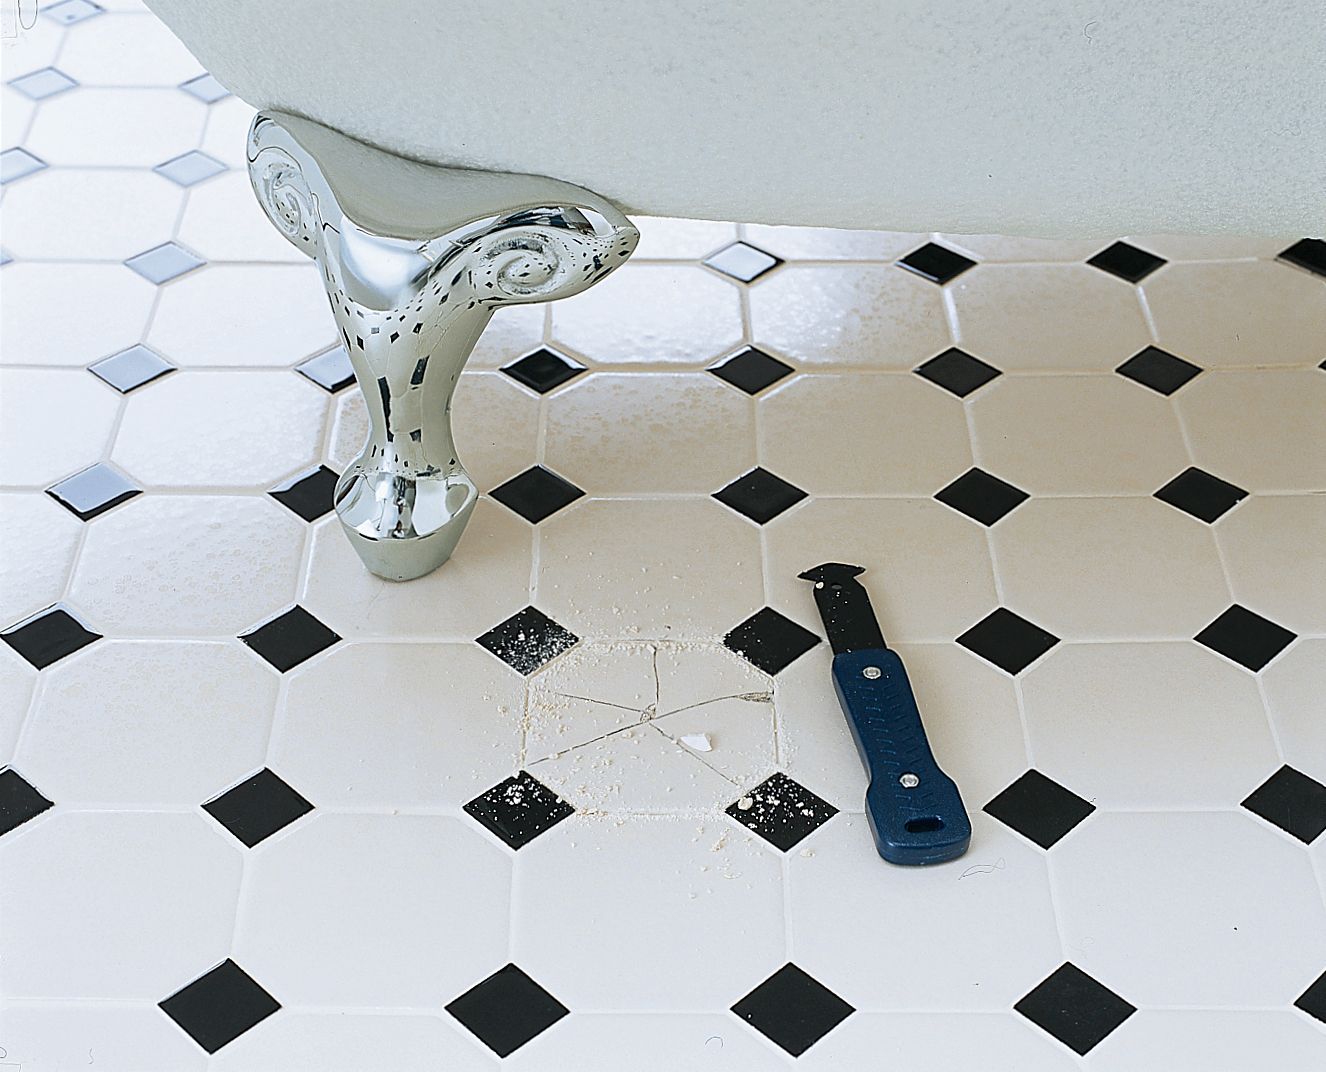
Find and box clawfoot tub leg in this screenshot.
[245,110,638,580]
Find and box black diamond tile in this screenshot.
[1242,766,1326,845]
[239,606,339,673]
[1,605,100,670]
[956,608,1059,675]
[723,608,820,675]
[446,964,569,1057]
[709,347,794,395]
[984,769,1095,849]
[1296,970,1326,1024]
[203,769,313,847]
[89,344,175,393]
[704,241,782,283]
[1154,467,1248,523]
[1086,241,1166,283]
[1194,605,1296,672]
[269,465,339,522]
[46,463,141,520]
[464,770,574,849]
[713,467,808,524]
[501,347,585,394]
[159,960,280,1054]
[1015,963,1135,1055]
[0,768,54,836]
[897,242,977,284]
[731,963,855,1056]
[1279,238,1326,278]
[294,346,355,392]
[935,468,1029,526]
[477,606,579,675]
[914,347,1002,397]
[1115,346,1203,395]
[490,466,584,524]
[726,772,838,852]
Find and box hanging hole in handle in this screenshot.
[905,816,945,834]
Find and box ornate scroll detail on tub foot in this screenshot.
[246,111,638,580]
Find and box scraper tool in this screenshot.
[799,563,971,865]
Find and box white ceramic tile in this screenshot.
[1217,494,1326,635]
[991,496,1229,639]
[0,263,157,365]
[504,1013,776,1072]
[551,264,743,366]
[452,373,543,487]
[0,652,37,761]
[234,813,511,1007]
[1087,1010,1326,1072]
[938,234,1108,263]
[536,498,764,639]
[0,1005,209,1072]
[748,265,950,369]
[177,171,310,263]
[743,224,926,261]
[511,814,785,1009]
[654,639,770,716]
[210,1012,493,1072]
[467,303,546,369]
[544,373,755,494]
[0,168,185,259]
[1261,639,1326,784]
[631,215,738,259]
[0,493,83,624]
[301,502,533,640]
[1144,260,1326,368]
[528,637,658,714]
[1051,812,1326,1006]
[148,264,334,367]
[797,1013,1077,1071]
[1126,234,1301,260]
[276,643,524,807]
[0,368,119,486]
[68,495,305,635]
[198,95,256,169]
[1021,642,1278,807]
[0,812,240,999]
[789,814,1060,1010]
[952,264,1152,371]
[761,374,971,495]
[0,16,64,74]
[24,86,205,165]
[970,375,1189,495]
[765,497,998,643]
[16,640,276,805]
[1177,369,1326,492]
[113,370,327,487]
[56,13,202,86]
[1,84,38,141]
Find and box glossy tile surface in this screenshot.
[1,10,1324,1071]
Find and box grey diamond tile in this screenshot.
[704,242,782,283]
[295,346,356,393]
[42,0,103,25]
[179,73,229,104]
[46,463,141,521]
[7,67,78,100]
[153,150,226,187]
[88,345,176,393]
[1,148,47,185]
[124,243,204,284]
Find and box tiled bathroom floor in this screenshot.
[4,5,1326,1070]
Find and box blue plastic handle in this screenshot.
[831,647,971,865]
